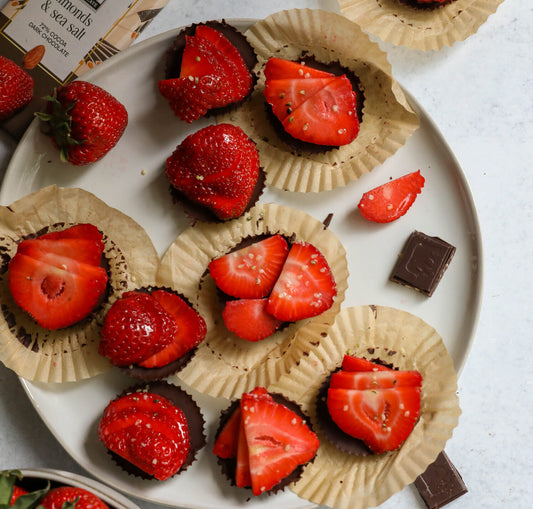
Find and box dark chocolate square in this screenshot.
[415,451,468,509]
[390,231,456,296]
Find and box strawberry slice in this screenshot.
[213,406,241,458]
[17,238,104,266]
[358,170,425,223]
[209,235,289,299]
[8,223,108,330]
[329,369,423,390]
[263,57,359,146]
[240,389,319,495]
[327,385,421,454]
[138,290,206,368]
[235,413,252,488]
[98,392,190,481]
[8,253,107,330]
[222,298,283,341]
[264,57,334,80]
[99,292,176,367]
[266,242,336,322]
[342,354,392,372]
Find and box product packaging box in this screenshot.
[0,0,169,139]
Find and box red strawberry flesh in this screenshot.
[222,298,283,341]
[209,235,289,299]
[266,242,336,322]
[39,486,109,509]
[358,170,425,223]
[0,55,34,121]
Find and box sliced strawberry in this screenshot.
[235,413,252,488]
[358,170,425,223]
[263,57,359,146]
[213,406,241,458]
[222,298,283,341]
[17,238,103,266]
[8,253,107,330]
[264,57,334,80]
[342,354,392,372]
[37,223,104,243]
[99,292,176,367]
[329,369,423,390]
[327,385,421,453]
[137,290,206,368]
[240,389,319,496]
[8,223,108,330]
[266,242,336,322]
[160,25,252,122]
[209,235,289,299]
[98,392,190,481]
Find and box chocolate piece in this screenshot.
[415,451,467,508]
[390,231,456,297]
[398,0,456,10]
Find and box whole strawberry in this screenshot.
[0,55,34,121]
[37,81,128,166]
[39,486,109,509]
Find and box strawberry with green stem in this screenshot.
[36,81,127,166]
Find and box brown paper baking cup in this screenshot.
[0,185,159,383]
[338,0,505,51]
[158,203,349,399]
[270,305,461,509]
[217,9,419,192]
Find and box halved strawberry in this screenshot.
[358,170,425,223]
[342,354,392,372]
[263,57,359,146]
[266,242,336,322]
[235,414,252,488]
[8,253,107,330]
[7,223,108,330]
[213,406,241,459]
[209,235,289,299]
[240,389,319,496]
[159,25,252,122]
[99,292,176,367]
[329,369,423,390]
[222,298,283,341]
[98,392,190,481]
[327,385,421,454]
[138,290,206,368]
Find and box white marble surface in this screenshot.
[0,0,531,508]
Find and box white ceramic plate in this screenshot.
[1,21,482,509]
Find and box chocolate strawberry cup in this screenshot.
[338,0,505,51]
[269,305,461,509]
[98,380,206,481]
[157,203,349,399]
[0,185,159,382]
[217,9,420,192]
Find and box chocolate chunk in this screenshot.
[390,231,456,297]
[415,451,467,508]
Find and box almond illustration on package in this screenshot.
[0,185,160,382]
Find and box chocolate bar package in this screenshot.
[0,0,169,139]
